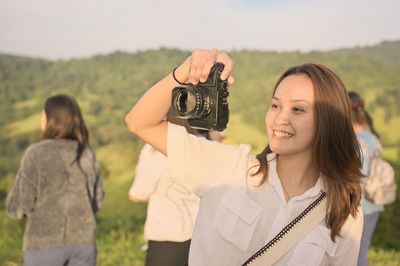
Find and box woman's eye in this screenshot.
[270,103,278,109]
[293,107,304,113]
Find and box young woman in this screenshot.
[7,94,105,266]
[125,49,364,265]
[349,91,384,266]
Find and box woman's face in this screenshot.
[265,74,315,157]
[40,110,47,132]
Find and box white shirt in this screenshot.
[167,123,363,266]
[129,143,199,241]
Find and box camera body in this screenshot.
[170,63,229,131]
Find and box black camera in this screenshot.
[170,63,229,131]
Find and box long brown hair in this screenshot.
[41,94,89,167]
[253,63,362,241]
[349,91,380,138]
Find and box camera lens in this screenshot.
[176,91,188,113]
[172,86,211,119]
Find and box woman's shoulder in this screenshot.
[142,143,163,156]
[340,206,364,238]
[139,144,166,165]
[81,146,96,159]
[357,130,381,152]
[357,130,374,140]
[23,139,56,157]
[78,148,100,170]
[357,130,380,144]
[33,139,79,149]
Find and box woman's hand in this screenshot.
[125,48,234,155]
[174,49,235,85]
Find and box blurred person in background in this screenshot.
[349,91,384,266]
[6,94,105,266]
[129,116,222,266]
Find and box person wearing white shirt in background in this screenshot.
[125,49,364,265]
[129,143,198,266]
[129,117,222,266]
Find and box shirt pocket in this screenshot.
[288,225,337,266]
[211,187,262,252]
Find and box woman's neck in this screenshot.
[276,153,319,200]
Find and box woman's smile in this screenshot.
[273,129,294,138]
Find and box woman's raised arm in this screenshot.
[125,49,234,155]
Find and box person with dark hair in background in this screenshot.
[6,94,105,266]
[129,116,221,266]
[349,91,384,266]
[125,49,364,265]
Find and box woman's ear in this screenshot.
[40,110,47,132]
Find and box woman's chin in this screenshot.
[269,146,281,154]
[269,145,291,156]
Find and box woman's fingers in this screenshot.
[189,50,209,84]
[183,49,234,85]
[227,75,235,85]
[188,50,201,84]
[217,52,234,84]
[199,49,218,83]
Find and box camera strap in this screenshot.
[172,67,190,85]
[242,191,327,266]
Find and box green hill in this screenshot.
[1,41,400,265]
[336,40,400,68]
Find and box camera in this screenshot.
[170,63,229,131]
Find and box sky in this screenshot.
[0,0,399,60]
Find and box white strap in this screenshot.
[249,196,327,266]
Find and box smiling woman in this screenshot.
[255,63,363,240]
[125,49,364,265]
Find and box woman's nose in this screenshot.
[274,109,290,125]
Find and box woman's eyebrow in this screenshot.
[292,99,312,105]
[273,97,311,105]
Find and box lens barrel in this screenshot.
[173,86,211,119]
